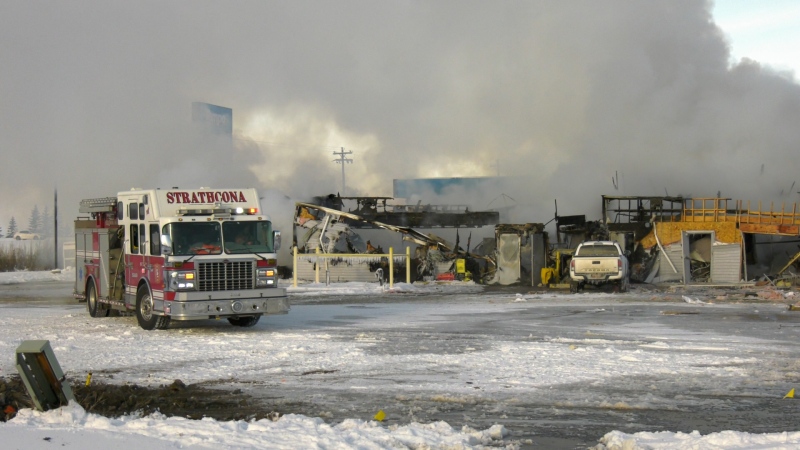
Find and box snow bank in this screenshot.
[2,403,506,449]
[597,429,800,449]
[0,266,74,284]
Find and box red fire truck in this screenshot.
[74,188,289,330]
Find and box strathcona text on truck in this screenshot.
[74,188,289,330]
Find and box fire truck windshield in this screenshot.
[163,222,223,255]
[222,221,274,254]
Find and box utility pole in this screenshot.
[54,188,58,269]
[332,147,353,196]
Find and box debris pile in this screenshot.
[0,377,31,421]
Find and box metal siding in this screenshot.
[495,234,521,285]
[294,260,379,283]
[711,244,741,284]
[658,246,684,282]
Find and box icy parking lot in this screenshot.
[3,272,800,448]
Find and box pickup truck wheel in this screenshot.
[136,286,170,330]
[228,315,261,327]
[86,280,109,318]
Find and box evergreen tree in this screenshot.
[7,217,18,237]
[41,206,53,237]
[0,225,3,238]
[29,205,41,234]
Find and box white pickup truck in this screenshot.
[569,240,629,293]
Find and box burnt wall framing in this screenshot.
[602,195,685,242]
[308,194,500,229]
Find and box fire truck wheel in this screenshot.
[86,281,109,318]
[227,315,261,327]
[136,286,170,330]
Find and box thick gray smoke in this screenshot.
[1,1,799,233]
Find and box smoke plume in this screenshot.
[1,1,799,233]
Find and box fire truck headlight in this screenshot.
[256,267,277,288]
[170,271,197,291]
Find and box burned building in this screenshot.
[308,194,500,228]
[489,223,548,286]
[292,197,499,283]
[603,196,800,285]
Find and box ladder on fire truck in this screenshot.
[79,197,116,214]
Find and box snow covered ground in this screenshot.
[2,270,800,449]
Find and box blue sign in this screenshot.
[192,102,232,135]
[393,177,501,198]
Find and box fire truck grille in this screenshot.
[198,261,254,291]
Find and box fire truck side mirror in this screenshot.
[160,235,173,256]
[274,231,281,251]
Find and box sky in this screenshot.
[3,270,800,448]
[2,1,800,234]
[713,0,800,76]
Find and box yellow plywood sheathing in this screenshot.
[638,198,800,249]
[640,221,740,249]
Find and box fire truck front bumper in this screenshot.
[160,288,289,320]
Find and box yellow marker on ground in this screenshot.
[85,372,92,386]
[784,388,795,399]
[373,410,386,421]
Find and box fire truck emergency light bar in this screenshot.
[176,207,259,216]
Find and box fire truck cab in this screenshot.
[74,188,289,330]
